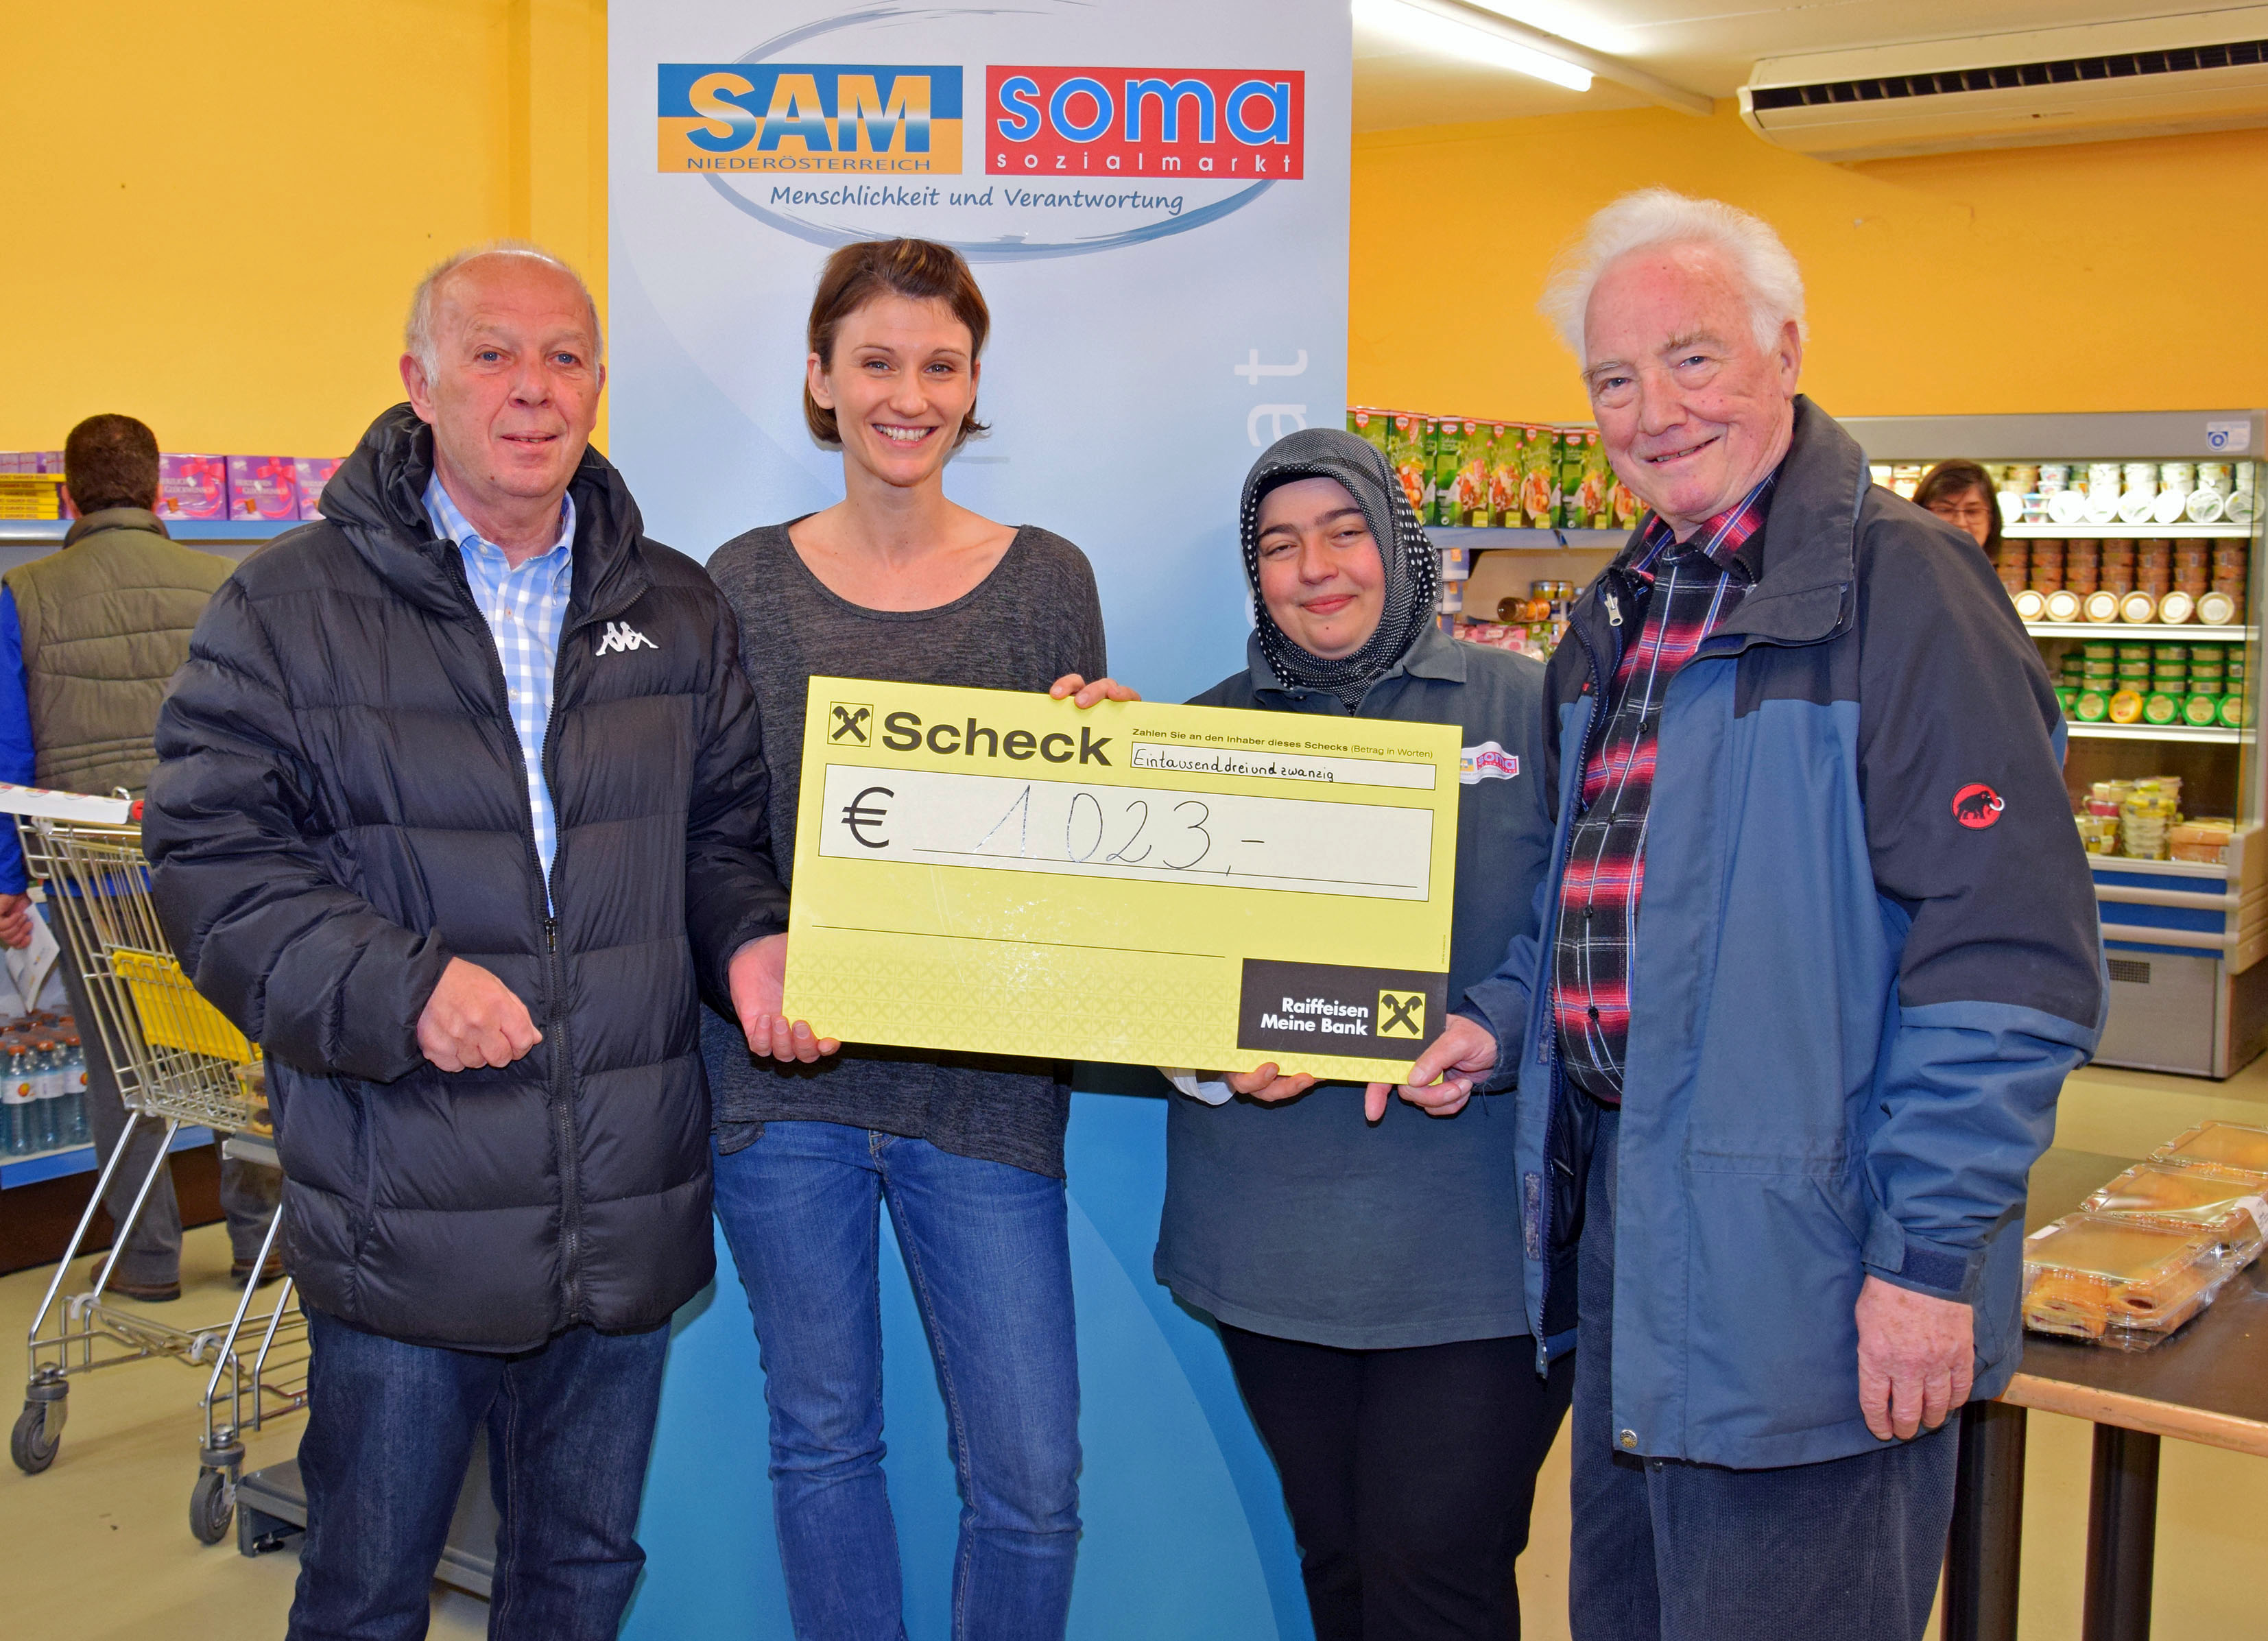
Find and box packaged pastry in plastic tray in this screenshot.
[2149,1119,2268,1178]
[2080,1162,2268,1267]
[2021,1213,2235,1348]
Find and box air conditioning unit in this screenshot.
[1742,7,2268,162]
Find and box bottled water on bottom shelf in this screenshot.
[61,1035,87,1145]
[1,1047,29,1157]
[29,1040,61,1153]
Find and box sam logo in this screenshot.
[1376,990,1425,1040]
[987,66,1303,178]
[657,64,964,173]
[828,703,874,746]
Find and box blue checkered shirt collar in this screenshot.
[422,477,576,590]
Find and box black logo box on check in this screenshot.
[1237,959,1448,1064]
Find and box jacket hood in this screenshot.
[62,507,169,548]
[322,403,652,622]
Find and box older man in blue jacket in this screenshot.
[1389,190,2103,1641]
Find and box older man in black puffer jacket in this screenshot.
[143,243,826,1641]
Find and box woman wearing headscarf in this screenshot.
[1156,428,1572,1640]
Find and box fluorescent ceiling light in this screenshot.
[1356,0,1595,93]
[1461,0,1641,58]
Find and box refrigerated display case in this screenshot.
[1845,410,2268,1078]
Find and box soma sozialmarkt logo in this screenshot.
[656,62,1305,182]
[657,64,965,173]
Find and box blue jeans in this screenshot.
[712,1120,1082,1641]
[289,1308,670,1641]
[1568,1108,1960,1641]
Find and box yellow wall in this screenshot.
[0,0,607,459]
[8,20,2262,461]
[1352,103,2268,426]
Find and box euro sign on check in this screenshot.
[780,678,1461,1081]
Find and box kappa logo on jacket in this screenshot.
[594,621,658,657]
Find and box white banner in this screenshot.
[608,0,1351,702]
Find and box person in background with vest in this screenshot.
[0,413,276,1303]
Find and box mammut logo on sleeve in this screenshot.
[595,621,658,656]
[1952,784,2005,828]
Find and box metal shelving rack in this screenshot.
[1845,409,2268,1079]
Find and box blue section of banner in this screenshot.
[660,62,966,119]
[612,3,1351,1631]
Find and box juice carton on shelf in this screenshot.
[1431,420,1468,528]
[156,455,228,520]
[293,457,344,520]
[1383,414,1431,521]
[1478,422,1514,528]
[1346,407,1392,463]
[1446,420,1492,528]
[1561,427,1613,529]
[1517,424,1562,527]
[1422,419,1449,527]
[226,455,298,521]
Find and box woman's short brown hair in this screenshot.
[804,238,991,447]
[1912,459,2003,553]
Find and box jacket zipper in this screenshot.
[1530,571,1624,1365]
[459,562,586,1325]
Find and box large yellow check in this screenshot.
[780,678,1461,1081]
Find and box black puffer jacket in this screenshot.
[144,405,787,1352]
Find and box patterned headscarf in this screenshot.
[1240,427,1440,708]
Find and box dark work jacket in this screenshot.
[1459,396,2105,1466]
[143,405,788,1352]
[1156,627,1553,1349]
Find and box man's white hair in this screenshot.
[1538,189,1806,361]
[403,240,605,373]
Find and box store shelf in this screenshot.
[2090,854,2239,881]
[2027,622,2256,640]
[2066,722,2251,745]
[0,1124,213,1190]
[0,518,302,544]
[1444,526,1625,551]
[2003,523,2252,539]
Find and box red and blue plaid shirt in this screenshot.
[1553,471,1777,1106]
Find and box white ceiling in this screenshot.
[1352,1,2258,130]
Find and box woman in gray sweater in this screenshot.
[701,239,1121,1641]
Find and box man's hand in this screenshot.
[1049,673,1142,708]
[417,957,542,1073]
[1223,1062,1317,1103]
[1364,1012,1498,1121]
[0,891,33,950]
[729,934,841,1064]
[1856,1273,1974,1441]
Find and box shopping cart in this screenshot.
[5,788,306,1546]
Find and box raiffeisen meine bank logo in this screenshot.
[987,67,1304,178]
[656,64,964,173]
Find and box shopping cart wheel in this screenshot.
[190,1468,235,1545]
[11,1400,60,1474]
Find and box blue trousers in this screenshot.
[1568,1109,1960,1641]
[713,1120,1082,1641]
[289,1308,670,1641]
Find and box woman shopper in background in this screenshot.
[1913,458,2003,552]
[702,238,1121,1641]
[1155,427,1572,1640]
